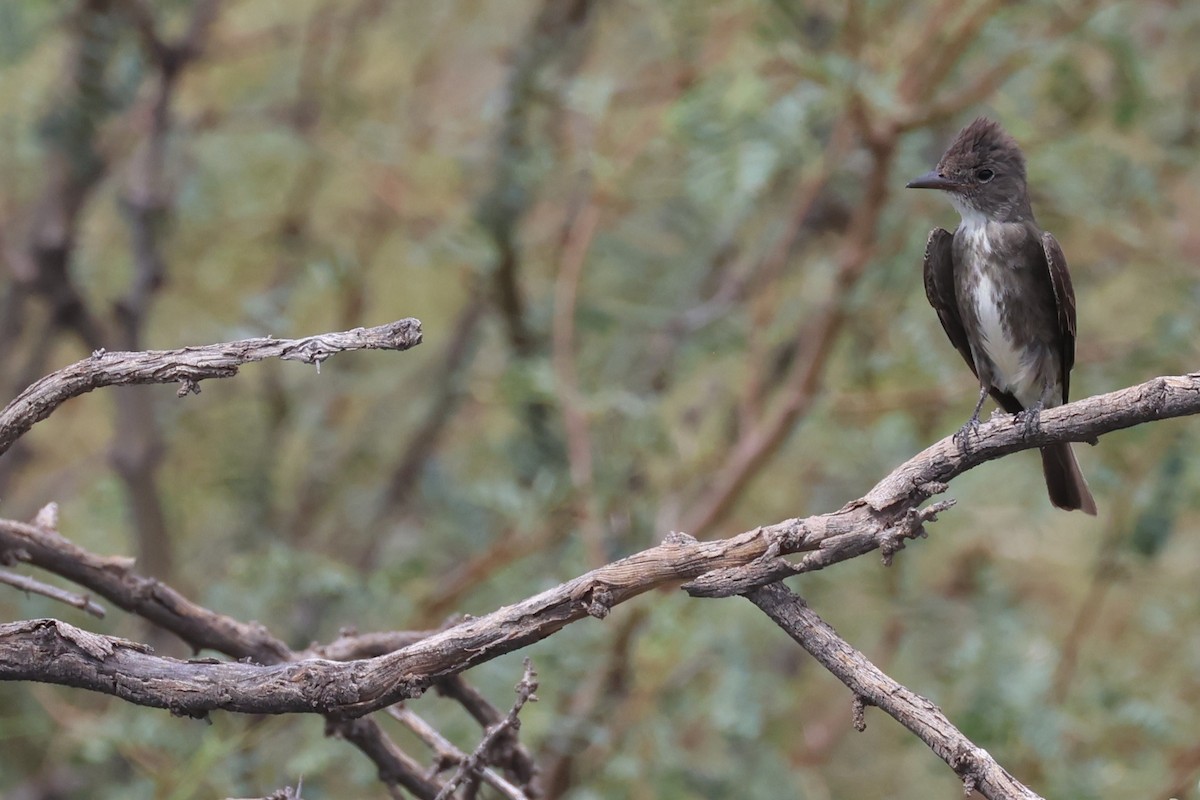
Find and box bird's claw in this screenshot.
[1016,403,1043,437]
[953,417,981,452]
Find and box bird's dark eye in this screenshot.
[976,168,995,183]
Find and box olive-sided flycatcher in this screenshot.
[906,117,1096,514]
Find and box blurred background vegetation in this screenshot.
[1,0,1198,798]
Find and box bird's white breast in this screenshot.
[961,218,1042,407]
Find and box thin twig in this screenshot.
[434,659,539,800]
[435,675,541,792]
[223,779,303,800]
[0,569,105,618]
[388,706,528,800]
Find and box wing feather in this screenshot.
[922,228,977,378]
[1040,232,1077,401]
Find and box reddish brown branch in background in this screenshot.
[414,524,545,625]
[0,1,118,496]
[896,0,1006,105]
[552,197,605,564]
[266,2,416,553]
[682,131,898,537]
[790,573,909,766]
[739,115,854,422]
[1157,741,1200,800]
[902,0,1099,132]
[538,608,648,796]
[18,0,115,352]
[477,0,599,359]
[0,0,220,585]
[353,296,488,568]
[743,583,1043,800]
[1048,516,1128,704]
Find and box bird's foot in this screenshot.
[953,417,981,452]
[1015,402,1044,437]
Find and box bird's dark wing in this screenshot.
[1040,232,1077,401]
[922,227,977,378]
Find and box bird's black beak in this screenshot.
[906,170,957,191]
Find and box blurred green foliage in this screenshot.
[1,0,1199,798]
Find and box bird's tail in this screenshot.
[1040,442,1097,515]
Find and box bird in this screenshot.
[906,117,1096,514]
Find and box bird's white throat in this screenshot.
[947,193,992,231]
